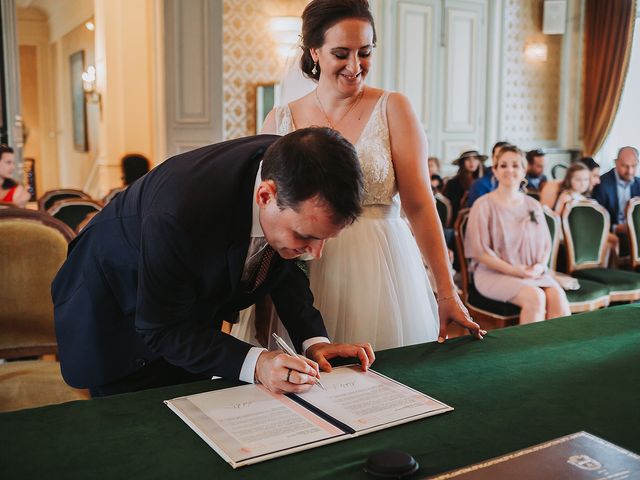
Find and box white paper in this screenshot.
[298,366,449,431]
[167,384,343,464]
[166,366,452,467]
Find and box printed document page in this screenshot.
[297,365,452,432]
[167,384,345,465]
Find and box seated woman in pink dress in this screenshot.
[0,145,30,208]
[464,145,571,324]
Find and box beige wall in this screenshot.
[501,0,563,145]
[222,0,309,139]
[54,21,97,190]
[19,45,41,192]
[17,6,59,194]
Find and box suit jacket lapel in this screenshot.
[227,149,264,295]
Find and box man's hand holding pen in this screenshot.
[255,350,321,394]
[255,338,376,394]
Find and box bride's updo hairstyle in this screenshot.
[300,0,377,81]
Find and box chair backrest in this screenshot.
[0,208,75,358]
[626,197,640,269]
[454,209,471,301]
[434,193,453,228]
[551,163,567,180]
[562,200,609,272]
[38,189,91,211]
[47,198,103,232]
[542,206,560,271]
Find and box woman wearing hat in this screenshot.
[443,149,487,224]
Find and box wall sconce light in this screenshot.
[82,65,102,110]
[270,16,302,58]
[85,21,95,31]
[524,42,548,62]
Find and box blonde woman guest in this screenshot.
[465,145,571,324]
[234,0,484,351]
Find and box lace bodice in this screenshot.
[274,91,398,207]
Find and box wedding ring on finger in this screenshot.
[286,368,293,383]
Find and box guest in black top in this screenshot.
[443,149,487,223]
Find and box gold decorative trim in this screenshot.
[626,197,640,269]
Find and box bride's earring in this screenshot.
[312,61,318,75]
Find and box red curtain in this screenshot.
[582,0,636,156]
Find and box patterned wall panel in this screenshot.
[223,0,309,140]
[501,0,562,144]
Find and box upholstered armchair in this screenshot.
[543,206,610,312]
[47,198,102,232]
[0,208,88,411]
[563,200,640,302]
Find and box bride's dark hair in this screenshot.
[300,0,377,81]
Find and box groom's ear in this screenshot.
[256,180,278,207]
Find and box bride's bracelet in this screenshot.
[436,294,457,303]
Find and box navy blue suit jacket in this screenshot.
[52,135,327,388]
[591,168,640,224]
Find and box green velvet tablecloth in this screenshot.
[2,305,640,479]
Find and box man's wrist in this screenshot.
[240,346,266,384]
[302,336,330,356]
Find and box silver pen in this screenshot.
[272,333,326,390]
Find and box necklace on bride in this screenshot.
[314,86,365,130]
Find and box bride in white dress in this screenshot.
[232,0,484,350]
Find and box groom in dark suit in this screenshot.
[52,128,375,397]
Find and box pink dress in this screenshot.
[464,193,560,302]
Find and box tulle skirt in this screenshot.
[231,206,440,351]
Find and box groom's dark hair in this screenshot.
[261,127,363,226]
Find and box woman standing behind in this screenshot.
[256,0,483,349]
[465,145,571,324]
[0,145,30,208]
[443,149,486,224]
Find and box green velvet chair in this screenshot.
[434,193,452,228]
[47,198,103,232]
[562,200,640,302]
[454,209,519,329]
[543,207,610,312]
[625,197,640,271]
[0,208,88,411]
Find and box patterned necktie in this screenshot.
[250,245,275,292]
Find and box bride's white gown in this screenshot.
[231,91,439,350]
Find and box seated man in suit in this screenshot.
[592,146,640,238]
[52,128,375,397]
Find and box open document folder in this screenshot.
[165,365,453,468]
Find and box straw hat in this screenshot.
[452,148,488,166]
